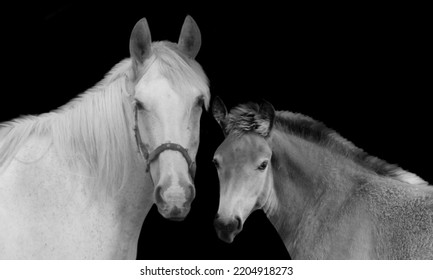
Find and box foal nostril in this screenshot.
[154,186,164,205]
[214,216,243,243]
[214,217,242,233]
[214,218,225,231]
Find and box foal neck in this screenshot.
[266,129,364,255]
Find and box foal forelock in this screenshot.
[225,103,429,186]
[225,103,270,137]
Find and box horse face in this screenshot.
[135,78,205,220]
[129,17,208,221]
[213,133,273,243]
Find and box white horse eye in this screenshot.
[257,160,268,171]
[195,97,204,108]
[135,99,146,111]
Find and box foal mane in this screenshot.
[226,103,428,186]
[0,42,209,195]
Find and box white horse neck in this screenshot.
[0,59,156,259]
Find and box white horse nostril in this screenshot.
[188,184,196,200]
[154,187,165,205]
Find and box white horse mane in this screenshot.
[225,103,429,186]
[0,42,209,195]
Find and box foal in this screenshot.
[212,97,433,259]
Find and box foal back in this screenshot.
[364,179,433,259]
[295,177,433,259]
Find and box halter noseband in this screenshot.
[132,104,196,179]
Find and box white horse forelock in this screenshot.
[0,42,210,197]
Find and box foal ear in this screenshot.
[212,96,228,135]
[178,15,201,59]
[129,18,152,70]
[258,100,275,137]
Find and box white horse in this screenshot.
[0,16,210,259]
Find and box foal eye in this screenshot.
[257,160,268,171]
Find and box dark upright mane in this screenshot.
[225,103,428,186]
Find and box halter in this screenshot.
[132,104,196,179]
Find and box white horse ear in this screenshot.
[178,15,201,59]
[212,96,228,136]
[129,18,152,70]
[258,100,275,137]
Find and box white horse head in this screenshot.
[128,16,209,220]
[0,16,210,259]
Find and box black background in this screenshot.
[0,2,430,259]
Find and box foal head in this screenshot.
[128,17,209,220]
[212,97,275,242]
